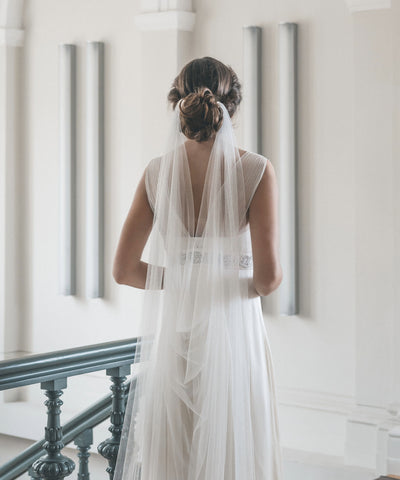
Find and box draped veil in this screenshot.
[113,100,275,480]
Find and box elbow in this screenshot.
[254,268,283,297]
[112,265,127,285]
[113,260,142,287]
[113,271,125,285]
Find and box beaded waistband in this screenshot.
[179,250,253,269]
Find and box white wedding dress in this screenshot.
[114,103,283,480]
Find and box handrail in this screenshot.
[0,378,136,480]
[0,337,143,479]
[0,337,140,390]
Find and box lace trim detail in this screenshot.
[180,251,253,269]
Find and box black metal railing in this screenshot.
[0,338,140,480]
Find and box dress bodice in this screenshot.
[178,225,254,270]
[144,150,269,219]
[144,149,268,272]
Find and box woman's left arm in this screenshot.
[112,169,159,289]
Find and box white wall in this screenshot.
[0,0,399,476]
[191,0,356,396]
[191,0,358,459]
[22,0,146,352]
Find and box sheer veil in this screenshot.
[113,99,266,479]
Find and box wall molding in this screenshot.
[0,27,24,46]
[139,0,193,13]
[277,385,356,415]
[278,386,400,472]
[277,386,356,459]
[278,21,299,316]
[59,44,77,296]
[347,404,400,425]
[0,0,24,45]
[388,425,400,474]
[135,10,196,31]
[345,405,400,471]
[345,0,391,12]
[85,41,105,299]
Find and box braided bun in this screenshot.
[167,57,242,143]
[178,87,223,142]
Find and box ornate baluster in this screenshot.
[31,378,75,480]
[98,365,130,480]
[28,465,40,479]
[74,428,93,480]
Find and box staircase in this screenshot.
[0,338,139,479]
[376,477,400,479]
[1,338,397,480]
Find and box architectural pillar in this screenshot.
[0,0,26,365]
[134,0,196,162]
[344,0,400,475]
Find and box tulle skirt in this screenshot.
[114,259,283,480]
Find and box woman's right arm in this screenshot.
[112,170,157,289]
[248,159,283,297]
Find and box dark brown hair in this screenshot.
[168,57,242,142]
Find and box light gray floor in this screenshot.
[0,433,382,480]
[283,457,378,480]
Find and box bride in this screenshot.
[112,56,283,480]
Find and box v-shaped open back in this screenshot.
[184,147,255,237]
[144,149,267,238]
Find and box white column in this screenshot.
[345,0,391,12]
[85,42,105,299]
[344,4,400,475]
[135,0,195,32]
[0,0,25,358]
[278,22,299,316]
[134,0,196,164]
[59,44,77,296]
[242,26,262,154]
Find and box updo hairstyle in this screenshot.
[167,57,242,143]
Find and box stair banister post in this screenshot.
[98,365,131,480]
[31,378,75,480]
[73,427,93,480]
